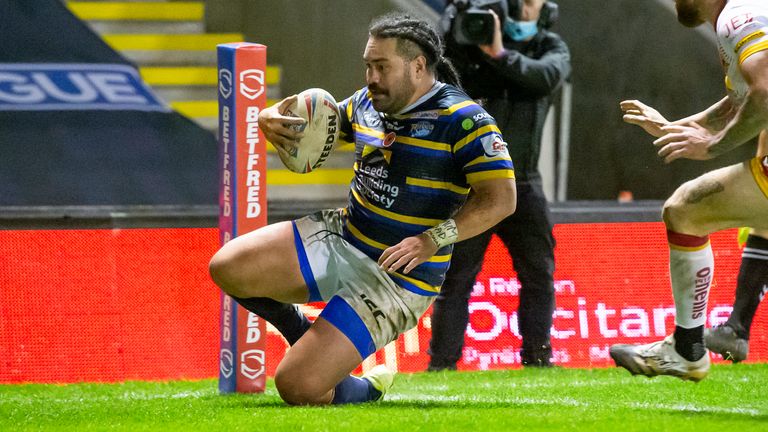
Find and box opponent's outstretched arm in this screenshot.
[653,50,768,162]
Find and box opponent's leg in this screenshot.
[728,231,768,337]
[611,161,768,380]
[706,231,768,362]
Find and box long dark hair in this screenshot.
[368,12,462,89]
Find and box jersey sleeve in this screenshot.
[451,104,515,186]
[729,10,768,64]
[337,90,359,146]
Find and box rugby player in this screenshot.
[209,13,517,404]
[610,0,768,381]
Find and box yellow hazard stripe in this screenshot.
[67,2,204,21]
[266,169,353,185]
[140,66,281,86]
[103,33,243,51]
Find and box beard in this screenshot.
[676,1,705,27]
[369,68,416,114]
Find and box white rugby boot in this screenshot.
[609,335,710,382]
[362,365,395,401]
[704,324,749,363]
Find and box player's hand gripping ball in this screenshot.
[278,88,340,173]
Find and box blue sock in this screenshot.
[331,376,381,405]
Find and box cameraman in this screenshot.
[428,0,571,370]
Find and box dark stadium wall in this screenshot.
[206,0,758,200]
[206,0,393,100]
[557,0,756,200]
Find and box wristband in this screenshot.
[424,219,459,248]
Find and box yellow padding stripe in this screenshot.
[67,2,204,21]
[267,168,353,185]
[750,156,768,200]
[103,33,243,51]
[141,66,280,86]
[669,241,710,252]
[739,40,768,64]
[405,177,469,195]
[171,100,280,118]
[266,142,354,153]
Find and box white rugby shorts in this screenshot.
[292,209,434,358]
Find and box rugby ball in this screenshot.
[278,88,340,173]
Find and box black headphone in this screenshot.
[507,0,559,30]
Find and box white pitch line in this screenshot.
[386,393,764,417]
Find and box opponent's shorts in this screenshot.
[751,155,768,200]
[292,209,434,359]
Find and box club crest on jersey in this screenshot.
[383,131,397,147]
[410,121,434,138]
[482,134,508,158]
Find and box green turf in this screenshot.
[2,365,767,431]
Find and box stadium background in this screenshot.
[1,0,765,385]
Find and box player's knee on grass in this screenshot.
[274,367,331,405]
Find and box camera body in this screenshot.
[444,0,559,45]
[448,0,508,45]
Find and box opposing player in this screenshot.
[705,133,768,363]
[209,13,516,405]
[610,0,768,381]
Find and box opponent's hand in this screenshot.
[257,95,306,150]
[378,234,438,275]
[620,100,669,138]
[478,9,505,59]
[654,124,717,163]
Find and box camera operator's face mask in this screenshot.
[503,18,538,41]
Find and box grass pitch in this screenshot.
[2,365,767,431]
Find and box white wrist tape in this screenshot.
[424,219,459,248]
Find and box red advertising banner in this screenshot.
[0,223,764,384]
[261,223,765,375]
[217,42,268,393]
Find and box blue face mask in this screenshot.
[503,19,538,41]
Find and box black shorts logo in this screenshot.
[360,294,386,321]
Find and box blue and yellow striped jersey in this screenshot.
[337,82,515,296]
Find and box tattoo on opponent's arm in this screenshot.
[708,90,768,157]
[702,97,737,131]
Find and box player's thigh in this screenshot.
[664,162,768,235]
[209,221,308,302]
[273,317,362,404]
